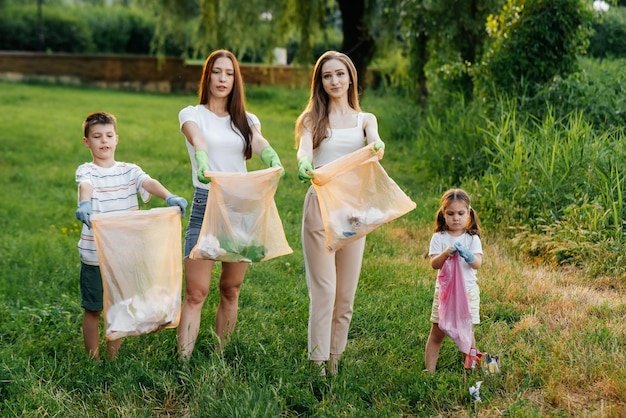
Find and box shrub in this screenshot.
[588,5,626,59]
[473,103,626,275]
[476,0,593,98]
[528,58,626,130]
[0,6,41,51]
[84,6,155,55]
[0,5,94,53]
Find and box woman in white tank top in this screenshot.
[295,51,385,375]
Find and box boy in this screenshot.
[75,111,187,361]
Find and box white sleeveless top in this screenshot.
[313,112,366,168]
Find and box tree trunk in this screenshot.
[338,0,376,92]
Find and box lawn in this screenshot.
[0,81,624,417]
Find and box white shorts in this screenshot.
[430,286,480,324]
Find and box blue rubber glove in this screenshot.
[297,155,314,182]
[454,241,475,263]
[166,195,188,217]
[260,146,285,178]
[195,150,211,184]
[76,200,92,229]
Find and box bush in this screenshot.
[41,7,94,53]
[588,6,626,59]
[84,6,155,54]
[529,58,626,130]
[0,5,93,53]
[0,6,40,51]
[476,0,593,97]
[473,104,626,274]
[0,4,158,55]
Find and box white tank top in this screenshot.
[313,112,366,168]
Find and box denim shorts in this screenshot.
[80,262,103,312]
[184,188,209,258]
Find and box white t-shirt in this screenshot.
[429,231,483,291]
[179,105,261,189]
[76,161,151,266]
[313,112,366,168]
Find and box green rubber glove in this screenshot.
[372,140,385,158]
[260,146,284,177]
[297,155,314,182]
[195,150,211,184]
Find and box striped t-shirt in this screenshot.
[76,161,152,266]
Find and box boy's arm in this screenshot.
[141,178,171,200]
[76,182,94,228]
[142,179,188,217]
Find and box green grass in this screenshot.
[0,81,624,417]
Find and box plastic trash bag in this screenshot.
[311,143,416,253]
[90,207,183,341]
[190,166,292,263]
[437,253,474,354]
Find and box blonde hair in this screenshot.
[434,189,481,236]
[295,51,360,149]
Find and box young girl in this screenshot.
[424,188,483,372]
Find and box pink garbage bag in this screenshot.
[437,253,474,354]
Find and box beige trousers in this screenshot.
[302,187,366,361]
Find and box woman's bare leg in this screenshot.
[177,257,215,359]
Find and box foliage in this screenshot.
[529,57,626,129]
[588,5,626,59]
[83,5,157,55]
[474,103,626,276]
[0,3,188,56]
[134,0,334,63]
[476,0,594,98]
[0,5,94,53]
[372,0,505,106]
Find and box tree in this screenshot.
[138,0,379,90]
[338,0,375,92]
[373,0,503,106]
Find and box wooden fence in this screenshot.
[0,52,312,93]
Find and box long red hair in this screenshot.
[198,49,252,159]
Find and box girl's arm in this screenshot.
[467,253,482,269]
[430,246,455,269]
